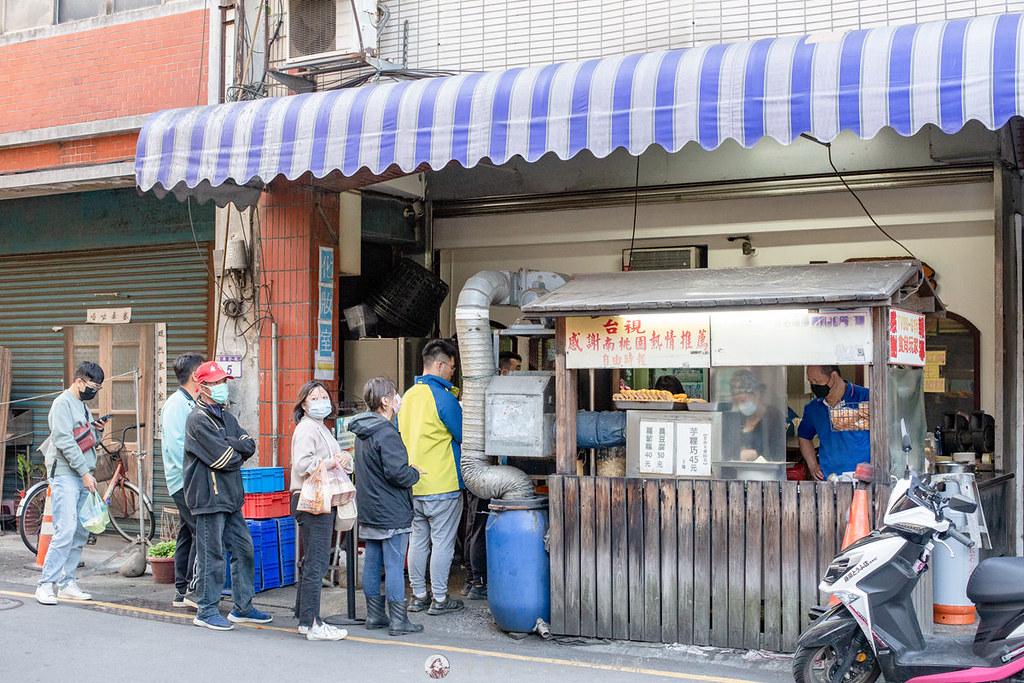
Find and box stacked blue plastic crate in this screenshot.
[276,517,297,586]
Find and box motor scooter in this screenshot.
[794,421,1024,683]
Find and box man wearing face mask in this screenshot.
[797,365,870,480]
[184,361,271,631]
[35,361,108,605]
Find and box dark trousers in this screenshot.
[294,507,335,628]
[465,492,488,584]
[195,509,255,619]
[171,489,198,595]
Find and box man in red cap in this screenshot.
[184,360,271,631]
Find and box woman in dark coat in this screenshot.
[349,376,422,636]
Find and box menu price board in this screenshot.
[889,308,926,366]
[677,422,712,477]
[638,420,675,475]
[565,314,710,369]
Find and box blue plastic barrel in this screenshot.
[486,496,550,633]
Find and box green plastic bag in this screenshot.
[79,491,109,533]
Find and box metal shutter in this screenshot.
[0,243,210,523]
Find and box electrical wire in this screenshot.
[196,0,209,107]
[825,141,916,260]
[187,196,213,280]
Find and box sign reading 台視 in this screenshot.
[889,308,926,366]
[565,314,710,369]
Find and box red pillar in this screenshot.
[258,185,340,468]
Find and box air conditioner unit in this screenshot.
[287,0,378,67]
[622,246,706,271]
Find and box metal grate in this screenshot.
[623,246,702,271]
[289,0,337,59]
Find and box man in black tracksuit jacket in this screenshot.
[184,361,271,631]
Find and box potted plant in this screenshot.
[147,540,176,584]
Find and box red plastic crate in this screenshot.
[242,491,291,519]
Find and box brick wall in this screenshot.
[258,185,340,467]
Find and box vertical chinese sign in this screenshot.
[564,314,711,368]
[315,247,336,380]
[888,308,926,366]
[638,419,675,475]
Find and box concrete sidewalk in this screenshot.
[0,527,793,679]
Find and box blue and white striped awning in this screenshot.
[136,12,1024,207]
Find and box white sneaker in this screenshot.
[57,581,92,601]
[306,622,347,641]
[297,625,309,635]
[35,583,58,605]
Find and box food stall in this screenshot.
[520,259,943,651]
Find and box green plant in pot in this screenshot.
[147,540,176,584]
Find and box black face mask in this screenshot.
[80,386,98,401]
[810,382,831,399]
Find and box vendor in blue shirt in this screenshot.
[797,365,870,480]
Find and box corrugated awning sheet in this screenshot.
[136,13,1024,207]
[520,261,938,316]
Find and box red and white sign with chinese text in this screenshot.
[889,308,926,366]
[564,314,711,369]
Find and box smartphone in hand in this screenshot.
[92,413,112,427]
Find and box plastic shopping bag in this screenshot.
[297,461,331,514]
[326,465,356,507]
[79,491,109,533]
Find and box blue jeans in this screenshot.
[39,475,90,587]
[362,533,409,602]
[194,510,255,619]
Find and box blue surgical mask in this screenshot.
[307,399,332,420]
[738,401,758,417]
[208,384,230,404]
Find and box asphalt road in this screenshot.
[0,583,794,683]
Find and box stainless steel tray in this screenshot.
[684,401,731,412]
[614,400,687,411]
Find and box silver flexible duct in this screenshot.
[457,271,536,500]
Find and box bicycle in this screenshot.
[18,423,155,555]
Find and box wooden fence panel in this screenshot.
[579,477,597,638]
[564,477,582,636]
[710,480,729,647]
[627,478,645,641]
[798,483,819,633]
[781,481,800,651]
[548,475,565,635]
[660,479,679,644]
[676,480,695,644]
[644,479,663,642]
[762,482,782,652]
[692,480,712,645]
[743,482,763,651]
[611,478,629,640]
[595,477,613,639]
[547,476,861,652]
[727,480,746,649]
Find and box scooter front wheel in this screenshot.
[793,632,880,683]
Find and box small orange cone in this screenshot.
[829,465,873,604]
[35,485,54,568]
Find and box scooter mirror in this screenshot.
[900,418,912,453]
[947,494,978,514]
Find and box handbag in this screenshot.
[72,405,97,453]
[296,460,331,514]
[335,498,357,532]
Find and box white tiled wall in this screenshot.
[374,0,1024,72]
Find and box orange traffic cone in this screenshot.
[829,472,872,605]
[35,485,54,567]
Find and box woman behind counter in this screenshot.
[290,381,352,642]
[349,376,423,636]
[726,369,785,462]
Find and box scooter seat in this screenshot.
[967,557,1024,603]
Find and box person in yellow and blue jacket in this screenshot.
[397,338,466,616]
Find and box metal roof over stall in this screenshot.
[136,13,1024,208]
[521,260,944,317]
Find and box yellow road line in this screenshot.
[1,589,764,682]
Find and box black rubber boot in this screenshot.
[365,595,388,630]
[387,599,424,636]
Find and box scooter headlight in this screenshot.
[823,557,851,584]
[831,590,859,604]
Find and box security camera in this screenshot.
[742,240,756,256]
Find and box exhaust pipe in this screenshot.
[456,271,536,500]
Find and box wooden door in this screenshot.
[64,325,155,496]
